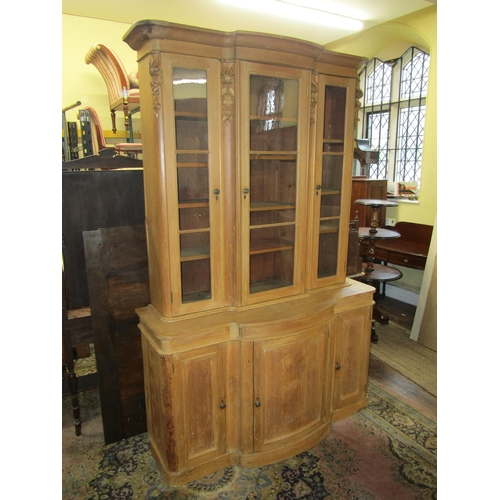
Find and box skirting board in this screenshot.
[385,284,419,306]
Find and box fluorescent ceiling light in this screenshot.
[220,0,364,31]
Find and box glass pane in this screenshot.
[318,220,339,278]
[180,233,211,302]
[174,69,208,150]
[174,68,211,304]
[317,85,346,280]
[247,74,300,295]
[249,226,295,294]
[323,86,346,141]
[250,158,296,218]
[250,76,298,151]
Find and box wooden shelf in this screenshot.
[319,221,340,233]
[250,238,294,255]
[250,153,297,161]
[179,199,209,209]
[250,201,295,211]
[180,245,210,261]
[182,290,211,303]
[321,189,341,196]
[177,162,209,168]
[175,112,207,119]
[250,279,292,294]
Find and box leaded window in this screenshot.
[357,47,430,195]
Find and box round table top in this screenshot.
[355,198,399,208]
[360,263,402,283]
[359,227,400,239]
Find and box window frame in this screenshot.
[357,46,430,199]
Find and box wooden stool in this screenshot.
[357,263,402,343]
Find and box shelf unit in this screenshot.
[124,20,374,486]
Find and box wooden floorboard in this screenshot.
[368,296,437,422]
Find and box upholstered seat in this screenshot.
[82,106,142,158]
[85,43,140,134]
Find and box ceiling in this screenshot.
[62,0,436,46]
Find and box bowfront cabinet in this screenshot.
[124,20,374,486]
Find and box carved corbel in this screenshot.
[149,51,163,119]
[310,71,319,125]
[221,61,235,123]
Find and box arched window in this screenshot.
[357,47,430,198]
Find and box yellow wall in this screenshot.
[327,5,437,226]
[62,15,141,136]
[62,7,436,226]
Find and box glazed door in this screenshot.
[164,55,224,315]
[308,75,356,289]
[239,62,310,306]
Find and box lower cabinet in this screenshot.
[138,281,374,485]
[171,343,228,470]
[332,305,373,421]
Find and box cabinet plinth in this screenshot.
[124,20,373,486]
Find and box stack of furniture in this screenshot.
[354,199,401,343]
[84,43,140,138]
[350,176,388,227]
[359,221,433,271]
[62,152,145,438]
[123,20,375,486]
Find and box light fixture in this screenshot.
[220,0,364,31]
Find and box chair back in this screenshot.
[85,43,131,107]
[83,106,107,152]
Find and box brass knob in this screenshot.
[255,398,261,407]
[316,184,322,190]
[335,362,341,370]
[220,399,226,409]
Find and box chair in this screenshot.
[81,106,142,158]
[84,43,140,134]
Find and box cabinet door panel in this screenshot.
[309,75,356,289]
[173,343,227,469]
[253,325,330,453]
[163,56,223,316]
[333,307,372,411]
[240,62,309,305]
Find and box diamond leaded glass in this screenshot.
[396,106,426,182]
[358,47,429,188]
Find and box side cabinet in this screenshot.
[332,305,373,421]
[171,343,228,470]
[141,334,231,483]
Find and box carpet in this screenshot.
[370,322,437,397]
[62,383,437,499]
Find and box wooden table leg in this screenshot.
[63,366,82,436]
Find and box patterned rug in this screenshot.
[62,381,436,499]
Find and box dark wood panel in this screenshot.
[350,178,387,227]
[62,170,145,309]
[83,225,150,444]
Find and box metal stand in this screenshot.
[62,101,81,161]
